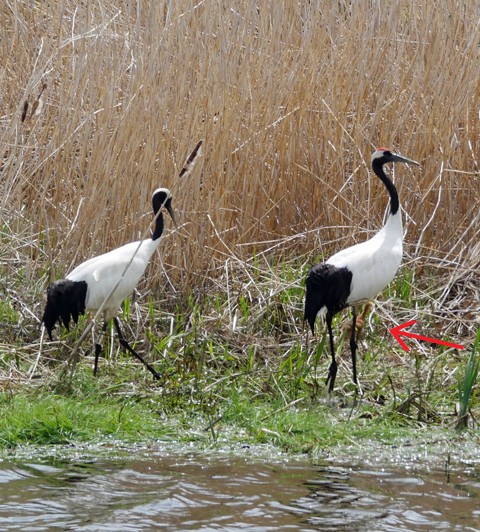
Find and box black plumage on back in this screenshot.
[42,279,88,340]
[304,263,352,334]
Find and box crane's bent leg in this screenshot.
[349,307,359,387]
[325,312,337,393]
[93,321,108,376]
[113,318,161,380]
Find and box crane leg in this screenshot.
[113,318,161,380]
[350,307,359,386]
[325,312,337,393]
[93,321,108,376]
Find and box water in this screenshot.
[1,445,479,531]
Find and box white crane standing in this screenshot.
[304,148,420,393]
[42,188,176,379]
[42,140,203,378]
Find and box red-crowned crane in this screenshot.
[42,188,176,379]
[304,148,420,393]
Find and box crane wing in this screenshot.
[327,231,402,303]
[66,241,154,310]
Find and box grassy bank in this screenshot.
[1,1,479,453]
[1,273,479,453]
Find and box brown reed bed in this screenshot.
[0,1,479,393]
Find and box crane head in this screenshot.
[372,148,420,166]
[152,188,177,228]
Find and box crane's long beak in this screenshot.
[166,201,178,229]
[392,153,421,166]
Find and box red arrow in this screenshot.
[389,319,465,352]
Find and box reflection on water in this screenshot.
[0,447,479,531]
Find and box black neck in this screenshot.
[372,158,399,215]
[152,211,164,241]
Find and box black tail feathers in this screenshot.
[304,263,353,334]
[42,279,88,340]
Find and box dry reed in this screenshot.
[1,1,479,344]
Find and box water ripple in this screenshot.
[0,450,479,531]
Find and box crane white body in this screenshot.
[327,211,403,305]
[67,238,159,320]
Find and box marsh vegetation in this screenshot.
[0,1,479,451]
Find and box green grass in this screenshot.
[0,392,158,448]
[1,367,472,456]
